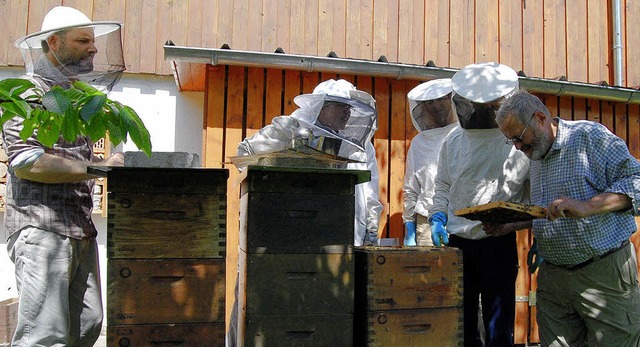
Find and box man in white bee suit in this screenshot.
[402,78,458,246]
[428,62,530,347]
[237,78,382,246]
[229,79,382,346]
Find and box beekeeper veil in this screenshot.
[292,79,377,156]
[14,6,125,93]
[407,78,455,132]
[451,62,519,129]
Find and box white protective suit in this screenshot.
[430,127,530,239]
[402,122,458,224]
[236,79,383,246]
[402,78,458,232]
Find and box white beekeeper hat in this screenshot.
[294,79,377,110]
[407,78,452,112]
[14,6,121,49]
[451,62,519,103]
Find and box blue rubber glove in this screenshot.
[404,221,417,246]
[429,212,449,247]
[527,237,544,273]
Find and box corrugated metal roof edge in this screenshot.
[164,44,640,105]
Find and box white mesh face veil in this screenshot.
[292,79,378,154]
[407,78,453,131]
[14,7,125,93]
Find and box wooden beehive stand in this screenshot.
[102,167,229,346]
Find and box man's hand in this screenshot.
[546,193,631,221]
[546,196,589,221]
[97,152,124,167]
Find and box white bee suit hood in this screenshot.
[407,78,453,132]
[14,6,125,93]
[291,79,377,157]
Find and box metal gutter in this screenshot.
[164,45,640,104]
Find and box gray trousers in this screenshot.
[537,242,640,347]
[8,227,103,347]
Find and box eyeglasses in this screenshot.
[505,113,535,145]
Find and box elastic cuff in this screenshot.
[9,148,45,172]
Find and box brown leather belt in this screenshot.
[565,240,630,271]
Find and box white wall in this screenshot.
[0,67,204,322]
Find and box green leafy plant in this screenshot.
[0,78,152,156]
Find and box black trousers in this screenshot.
[448,232,518,347]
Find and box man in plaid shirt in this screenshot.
[4,6,125,346]
[491,90,640,347]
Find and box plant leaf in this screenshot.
[1,77,152,157]
[42,87,71,115]
[0,99,30,119]
[72,81,100,95]
[79,94,107,122]
[0,78,35,98]
[120,105,152,156]
[61,108,80,142]
[86,114,107,142]
[19,115,38,141]
[37,115,61,147]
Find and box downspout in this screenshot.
[612,0,624,86]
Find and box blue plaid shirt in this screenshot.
[531,118,640,266]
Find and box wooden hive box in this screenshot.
[236,166,370,347]
[354,247,464,346]
[104,167,228,259]
[107,322,225,347]
[241,314,353,347]
[239,166,369,254]
[354,246,463,311]
[354,307,464,347]
[239,252,354,316]
[107,258,225,325]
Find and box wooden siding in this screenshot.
[1,1,640,88]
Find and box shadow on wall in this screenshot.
[383,212,405,241]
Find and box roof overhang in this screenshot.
[165,44,640,104]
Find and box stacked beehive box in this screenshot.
[236,166,369,346]
[354,246,464,346]
[103,167,228,346]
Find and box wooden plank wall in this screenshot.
[1,1,640,88]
